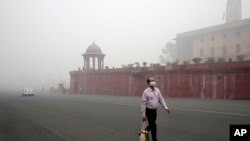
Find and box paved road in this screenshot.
[0,91,250,141]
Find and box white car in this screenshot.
[22,88,35,96]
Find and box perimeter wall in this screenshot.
[70,61,250,100]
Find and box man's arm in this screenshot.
[158,90,170,113]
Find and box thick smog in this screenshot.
[0,0,250,141]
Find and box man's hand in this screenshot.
[165,108,170,114]
[142,116,147,121]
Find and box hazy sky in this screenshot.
[1,0,250,89]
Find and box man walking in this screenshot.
[140,76,170,141]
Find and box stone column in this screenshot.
[86,58,90,70]
[84,58,86,70]
[98,57,101,70]
[102,58,104,69]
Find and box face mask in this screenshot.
[149,81,156,87]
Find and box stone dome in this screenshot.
[85,42,102,54]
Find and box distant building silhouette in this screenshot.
[226,0,242,23]
[175,0,250,63]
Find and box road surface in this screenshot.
[0,91,250,141]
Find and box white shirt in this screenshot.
[141,87,168,117]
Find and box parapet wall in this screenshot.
[70,61,250,100]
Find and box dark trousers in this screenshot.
[146,108,157,141]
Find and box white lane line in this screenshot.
[106,102,250,117]
[172,107,250,117]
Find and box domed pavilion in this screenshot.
[82,42,105,71]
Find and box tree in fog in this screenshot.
[159,41,176,64]
[237,54,246,61]
[135,62,140,67]
[192,58,201,64]
[121,64,127,68]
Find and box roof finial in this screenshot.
[93,41,95,45]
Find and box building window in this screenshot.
[223,34,227,39]
[236,44,241,53]
[236,32,241,37]
[211,47,215,56]
[200,48,203,56]
[223,45,227,56]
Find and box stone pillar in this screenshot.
[84,58,86,70]
[101,60,103,69]
[98,57,101,70]
[86,58,90,70]
[102,58,104,69]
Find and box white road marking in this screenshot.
[106,102,250,117]
[172,107,250,117]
